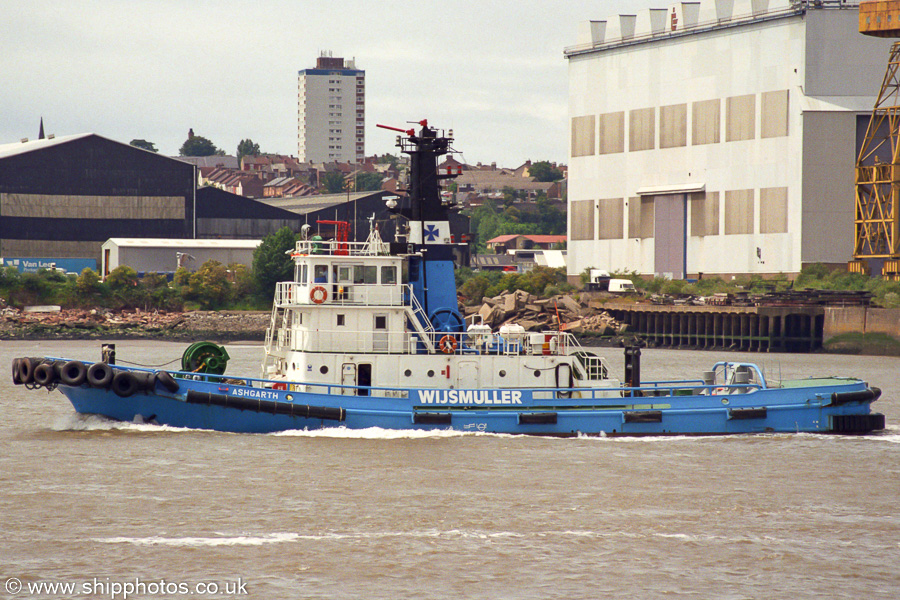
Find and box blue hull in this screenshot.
[54,365,885,436]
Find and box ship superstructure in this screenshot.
[262,121,614,396]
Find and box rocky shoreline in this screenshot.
[0,308,271,342]
[4,305,896,356]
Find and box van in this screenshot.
[608,279,636,293]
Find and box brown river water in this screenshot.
[1,340,898,599]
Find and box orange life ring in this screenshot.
[310,286,327,304]
[439,335,457,354]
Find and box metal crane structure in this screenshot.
[855,1,900,279]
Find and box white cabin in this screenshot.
[262,233,617,396]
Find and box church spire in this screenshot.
[39,117,45,140]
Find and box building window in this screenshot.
[724,190,754,234]
[571,115,596,157]
[628,197,655,239]
[692,99,721,145]
[726,95,756,142]
[659,104,687,149]
[598,198,624,239]
[629,107,655,152]
[690,191,719,237]
[759,187,788,233]
[337,314,345,326]
[761,90,789,139]
[570,199,595,240]
[598,112,625,154]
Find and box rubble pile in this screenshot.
[463,290,628,336]
[0,307,270,340]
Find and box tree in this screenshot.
[106,265,141,308]
[237,139,261,163]
[528,161,564,182]
[179,135,219,157]
[74,268,105,306]
[321,171,346,194]
[186,261,231,309]
[355,172,384,192]
[253,227,298,298]
[130,139,158,153]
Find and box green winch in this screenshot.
[181,341,230,375]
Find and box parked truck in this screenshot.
[586,269,637,293]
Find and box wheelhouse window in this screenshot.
[337,314,345,326]
[314,264,328,283]
[335,265,352,283]
[361,265,377,284]
[300,264,309,284]
[381,265,397,285]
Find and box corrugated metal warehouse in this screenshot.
[0,134,195,265]
[0,131,471,272]
[565,0,893,280]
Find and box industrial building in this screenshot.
[0,133,195,266]
[565,0,893,281]
[298,54,365,163]
[101,238,261,277]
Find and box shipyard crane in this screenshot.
[854,1,900,279]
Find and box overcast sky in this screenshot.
[3,1,648,168]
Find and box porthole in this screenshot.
[320,366,328,374]
[427,370,435,377]
[533,370,541,378]
[498,370,506,378]
[404,369,412,377]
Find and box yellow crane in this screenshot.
[855,1,900,279]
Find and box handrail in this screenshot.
[151,367,764,401]
[293,238,393,257]
[563,2,855,57]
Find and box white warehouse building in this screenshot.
[565,0,892,281]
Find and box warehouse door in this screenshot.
[653,194,686,279]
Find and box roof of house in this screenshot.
[485,234,567,245]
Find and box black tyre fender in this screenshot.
[111,371,139,397]
[17,357,37,385]
[33,362,57,386]
[131,371,156,390]
[155,370,180,393]
[12,358,21,385]
[60,360,88,386]
[87,362,114,388]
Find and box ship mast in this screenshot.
[377,120,464,332]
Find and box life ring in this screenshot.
[439,335,457,354]
[310,286,327,304]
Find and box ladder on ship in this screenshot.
[405,290,436,353]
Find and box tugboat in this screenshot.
[10,121,886,436]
